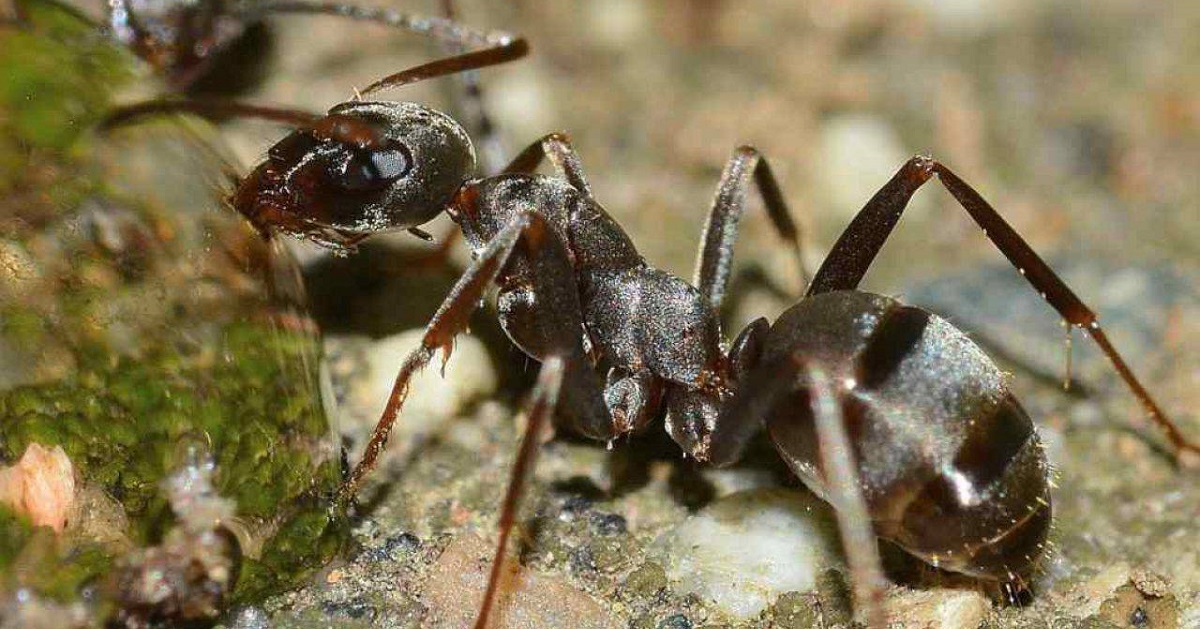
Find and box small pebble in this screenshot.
[570,546,597,574]
[625,562,667,599]
[589,512,628,536]
[424,533,619,629]
[887,589,990,629]
[320,597,376,620]
[0,443,76,533]
[1130,568,1170,598]
[651,488,840,621]
[657,614,691,629]
[227,606,270,629]
[770,592,820,629]
[383,532,422,557]
[558,494,593,522]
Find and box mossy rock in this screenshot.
[0,0,348,619]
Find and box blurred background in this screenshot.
[202,0,1200,623]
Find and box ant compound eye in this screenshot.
[336,142,413,192]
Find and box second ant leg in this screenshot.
[474,356,565,629]
[503,138,812,312]
[694,145,809,312]
[705,351,887,627]
[501,132,593,197]
[807,156,1199,464]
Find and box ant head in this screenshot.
[234,101,475,246]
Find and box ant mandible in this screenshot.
[105,66,1199,629]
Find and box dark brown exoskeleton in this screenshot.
[105,75,1199,628]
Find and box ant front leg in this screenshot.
[334,210,552,505]
[335,204,618,626]
[809,156,1199,465]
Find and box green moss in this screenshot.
[0,507,33,569]
[0,0,134,152]
[236,498,348,603]
[0,321,345,603]
[0,323,335,520]
[0,0,350,617]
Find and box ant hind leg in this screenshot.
[807,156,1199,465]
[802,361,888,629]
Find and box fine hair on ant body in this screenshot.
[105,58,1199,628]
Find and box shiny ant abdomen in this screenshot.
[757,290,1052,582]
[106,70,1198,627]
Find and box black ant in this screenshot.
[104,66,1199,628]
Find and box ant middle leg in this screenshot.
[807,156,1199,465]
[704,349,888,627]
[501,132,593,197]
[694,145,810,312]
[473,356,565,629]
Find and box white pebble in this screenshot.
[818,115,912,220]
[652,488,841,621]
[333,330,497,446]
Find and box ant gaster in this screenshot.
[107,70,1199,629]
